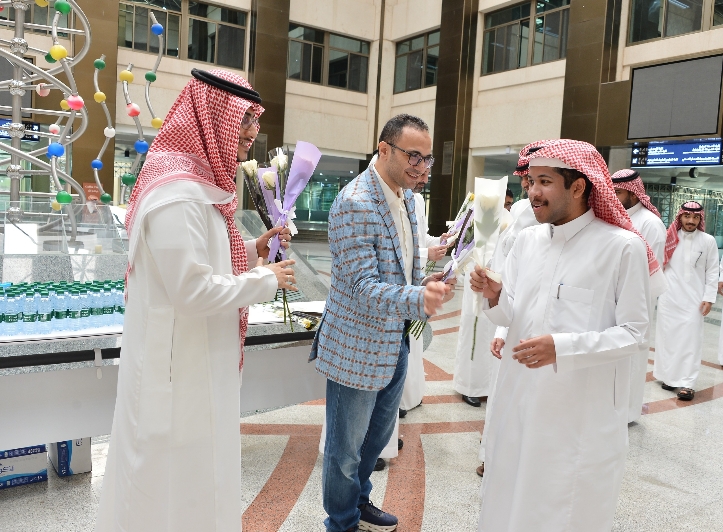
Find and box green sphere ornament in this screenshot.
[100,193,112,204]
[56,190,72,204]
[54,0,71,14]
[121,173,137,186]
[94,59,106,70]
[145,71,157,82]
[45,53,56,64]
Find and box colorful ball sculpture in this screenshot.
[66,94,84,110]
[56,190,72,204]
[151,117,163,129]
[47,143,65,158]
[145,71,157,83]
[151,23,164,36]
[127,103,141,117]
[119,70,134,83]
[44,53,56,64]
[100,193,112,205]
[103,127,115,138]
[35,83,50,97]
[93,91,106,103]
[49,44,68,61]
[50,200,62,211]
[54,0,71,14]
[121,173,137,186]
[91,159,103,170]
[93,58,106,70]
[48,123,61,135]
[59,99,70,111]
[36,0,49,7]
[134,140,149,154]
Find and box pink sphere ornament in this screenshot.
[66,94,84,110]
[48,124,61,135]
[127,103,141,117]
[35,83,50,97]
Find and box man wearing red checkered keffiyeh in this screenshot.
[654,201,718,403]
[96,70,295,532]
[611,169,668,422]
[468,139,656,532]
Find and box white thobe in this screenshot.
[400,193,440,410]
[453,199,533,399]
[477,209,650,532]
[95,181,278,532]
[654,229,718,388]
[718,256,723,366]
[626,202,667,422]
[478,199,537,462]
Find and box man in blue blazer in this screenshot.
[310,114,452,532]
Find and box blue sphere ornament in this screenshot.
[134,139,149,154]
[151,23,164,36]
[47,142,65,158]
[91,159,103,170]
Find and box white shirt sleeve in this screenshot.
[144,201,278,316]
[553,237,650,373]
[482,232,520,327]
[245,239,259,264]
[703,236,719,303]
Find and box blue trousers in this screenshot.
[322,335,409,532]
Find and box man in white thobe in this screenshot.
[471,139,657,532]
[453,189,515,407]
[654,201,718,401]
[611,169,667,421]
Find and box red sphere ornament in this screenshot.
[48,124,61,135]
[126,103,141,117]
[66,94,84,110]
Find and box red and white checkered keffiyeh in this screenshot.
[513,140,549,177]
[611,169,661,218]
[125,69,264,365]
[524,139,661,277]
[663,201,705,266]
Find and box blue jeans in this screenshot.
[322,334,409,532]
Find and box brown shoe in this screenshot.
[476,463,485,477]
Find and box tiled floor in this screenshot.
[2,242,723,531]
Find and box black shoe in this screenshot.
[358,501,398,531]
[462,395,482,407]
[397,438,403,451]
[398,408,407,418]
[661,383,677,391]
[374,458,386,471]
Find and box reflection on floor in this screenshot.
[1,242,723,531]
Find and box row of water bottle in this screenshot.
[0,280,125,337]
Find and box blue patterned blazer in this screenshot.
[309,165,427,391]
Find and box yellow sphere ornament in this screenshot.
[35,0,49,6]
[51,200,62,211]
[59,99,70,111]
[49,44,68,61]
[93,91,106,103]
[151,117,163,129]
[119,70,134,83]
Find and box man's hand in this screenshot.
[423,272,457,303]
[427,244,448,262]
[512,335,556,368]
[490,338,505,359]
[439,231,453,245]
[701,301,713,316]
[424,281,449,317]
[256,226,292,260]
[718,282,723,296]
[259,258,298,291]
[469,265,502,305]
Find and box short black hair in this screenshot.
[379,114,429,146]
[505,188,513,198]
[558,168,593,202]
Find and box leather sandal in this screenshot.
[476,463,485,477]
[677,388,694,401]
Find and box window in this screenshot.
[188,2,247,69]
[118,1,181,57]
[394,30,439,93]
[482,0,569,75]
[0,4,71,36]
[629,0,704,42]
[287,24,370,93]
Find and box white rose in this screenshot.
[262,171,277,190]
[271,153,288,172]
[478,194,499,210]
[240,159,258,179]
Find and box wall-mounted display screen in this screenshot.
[631,138,722,167]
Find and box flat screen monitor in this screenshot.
[628,55,723,140]
[631,138,722,167]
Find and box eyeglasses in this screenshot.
[385,142,434,169]
[241,114,260,131]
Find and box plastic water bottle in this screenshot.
[54,289,67,333]
[0,290,6,336]
[22,290,37,336]
[68,289,81,331]
[102,284,114,327]
[15,291,25,335]
[5,291,18,336]
[79,288,90,330]
[115,282,125,326]
[37,290,52,334]
[89,288,102,328]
